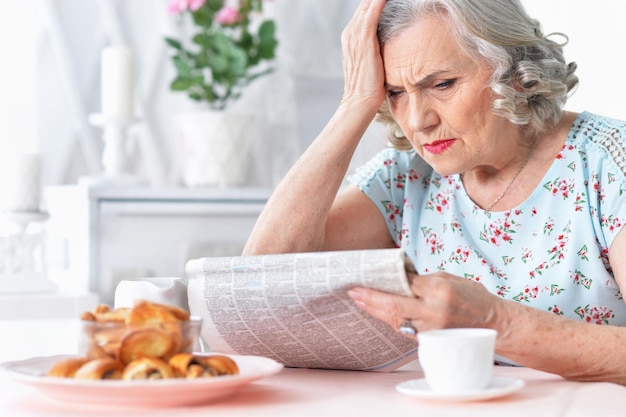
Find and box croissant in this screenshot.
[97,308,131,323]
[74,357,124,380]
[46,357,90,378]
[122,357,175,380]
[162,304,191,322]
[48,301,220,381]
[126,300,180,324]
[118,327,179,364]
[83,325,125,360]
[169,353,239,378]
[87,304,131,323]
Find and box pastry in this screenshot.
[80,300,189,362]
[94,304,110,315]
[80,311,96,321]
[74,357,124,380]
[122,357,175,380]
[162,304,191,321]
[83,324,125,359]
[126,300,180,324]
[46,301,217,381]
[169,353,239,378]
[96,307,131,323]
[118,327,179,364]
[45,357,90,378]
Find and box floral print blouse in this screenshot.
[350,111,626,327]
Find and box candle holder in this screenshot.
[80,113,145,187]
[0,210,57,294]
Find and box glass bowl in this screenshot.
[78,316,203,364]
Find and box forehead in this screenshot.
[381,14,476,83]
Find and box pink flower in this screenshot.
[167,0,205,14]
[215,6,241,25]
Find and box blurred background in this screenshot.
[0,0,378,195]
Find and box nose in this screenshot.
[407,93,438,133]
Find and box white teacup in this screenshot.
[418,328,497,393]
[114,277,189,311]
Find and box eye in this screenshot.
[434,79,455,90]
[387,89,404,98]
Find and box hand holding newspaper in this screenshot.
[186,248,418,372]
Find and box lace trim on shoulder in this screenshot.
[572,114,626,177]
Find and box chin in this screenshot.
[425,161,458,177]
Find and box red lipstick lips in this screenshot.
[423,139,456,155]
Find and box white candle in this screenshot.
[7,153,41,212]
[101,46,134,119]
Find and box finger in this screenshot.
[398,320,418,337]
[348,286,418,331]
[360,0,387,31]
[343,0,386,52]
[349,0,386,26]
[341,0,387,107]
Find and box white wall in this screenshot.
[522,0,626,120]
[0,1,40,208]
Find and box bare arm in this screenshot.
[243,0,389,255]
[321,185,396,252]
[243,106,378,255]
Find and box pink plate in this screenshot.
[1,354,283,408]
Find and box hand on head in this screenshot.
[340,0,387,110]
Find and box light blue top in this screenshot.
[351,111,626,326]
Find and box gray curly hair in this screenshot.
[376,0,579,150]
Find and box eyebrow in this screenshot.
[385,70,449,90]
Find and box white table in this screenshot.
[2,319,626,417]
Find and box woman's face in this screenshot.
[382,14,520,176]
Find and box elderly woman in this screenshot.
[244,0,626,384]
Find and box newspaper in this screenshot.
[186,248,418,372]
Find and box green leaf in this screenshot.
[193,74,205,84]
[257,21,277,59]
[193,3,218,26]
[238,31,253,50]
[170,77,193,91]
[172,56,192,77]
[212,32,233,54]
[193,32,211,48]
[258,20,276,42]
[192,13,212,27]
[164,37,183,50]
[208,54,230,75]
[195,51,209,68]
[257,39,277,60]
[206,0,225,12]
[201,85,217,101]
[230,47,248,76]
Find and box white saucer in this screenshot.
[396,376,525,402]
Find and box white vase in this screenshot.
[177,110,256,188]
